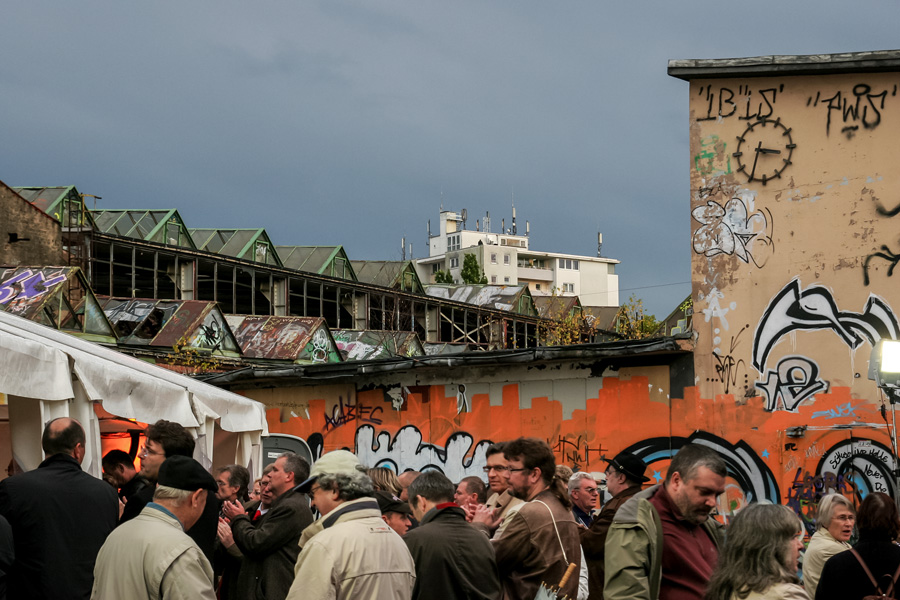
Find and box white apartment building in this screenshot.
[415,208,619,308]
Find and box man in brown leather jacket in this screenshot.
[580,452,649,600]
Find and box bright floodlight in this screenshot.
[870,340,900,389]
[884,341,900,374]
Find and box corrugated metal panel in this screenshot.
[226,315,340,362]
[332,329,425,361]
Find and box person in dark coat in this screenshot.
[0,417,118,599]
[126,419,221,565]
[580,452,649,599]
[404,471,501,600]
[816,492,900,600]
[101,449,149,521]
[223,453,314,600]
[0,513,13,600]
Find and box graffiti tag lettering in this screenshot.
[323,396,384,431]
[756,356,828,412]
[0,269,68,305]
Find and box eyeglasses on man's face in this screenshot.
[483,465,510,474]
[138,444,164,457]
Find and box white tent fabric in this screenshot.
[0,309,268,475]
[0,309,268,434]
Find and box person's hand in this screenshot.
[471,504,501,529]
[222,499,247,520]
[461,502,478,522]
[118,496,126,520]
[217,517,235,548]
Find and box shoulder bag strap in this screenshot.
[882,559,900,598]
[533,499,568,564]
[850,548,885,596]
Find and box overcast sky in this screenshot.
[4,2,900,317]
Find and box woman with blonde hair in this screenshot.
[705,503,807,600]
[367,466,402,496]
[802,493,855,598]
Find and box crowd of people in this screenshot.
[1,417,900,600]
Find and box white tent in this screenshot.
[0,308,268,477]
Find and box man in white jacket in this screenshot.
[285,451,415,600]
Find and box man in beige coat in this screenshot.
[91,456,218,600]
[285,450,415,600]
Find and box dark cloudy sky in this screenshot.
[3,2,899,317]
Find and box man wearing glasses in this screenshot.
[127,420,220,565]
[568,472,600,527]
[471,442,524,538]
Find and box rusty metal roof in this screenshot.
[350,260,423,293]
[225,315,342,363]
[93,209,195,249]
[0,266,116,342]
[332,329,424,361]
[190,229,283,267]
[277,246,357,281]
[424,284,537,315]
[97,296,241,355]
[533,295,582,319]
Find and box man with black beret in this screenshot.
[91,456,218,600]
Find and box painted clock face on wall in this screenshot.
[732,117,796,185]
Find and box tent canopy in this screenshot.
[0,309,267,475]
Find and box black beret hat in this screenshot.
[606,452,651,483]
[158,456,217,492]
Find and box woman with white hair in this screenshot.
[803,493,855,598]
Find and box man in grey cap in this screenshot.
[285,450,415,600]
[580,452,650,600]
[91,455,218,600]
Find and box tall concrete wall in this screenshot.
[686,67,900,521]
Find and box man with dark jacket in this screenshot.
[222,453,314,600]
[127,419,220,565]
[580,452,649,599]
[102,449,149,520]
[0,417,118,599]
[404,471,500,600]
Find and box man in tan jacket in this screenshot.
[91,456,218,600]
[286,450,415,600]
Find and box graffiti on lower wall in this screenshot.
[260,371,894,521]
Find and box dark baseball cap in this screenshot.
[606,452,650,483]
[158,456,217,492]
[374,490,411,515]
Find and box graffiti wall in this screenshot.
[245,349,892,526]
[686,68,900,522]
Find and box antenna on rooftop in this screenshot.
[461,208,467,229]
[485,212,491,233]
[526,220,530,237]
[511,204,517,235]
[598,232,603,257]
[401,237,406,260]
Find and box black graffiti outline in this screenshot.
[820,84,888,138]
[621,431,780,504]
[752,278,900,372]
[756,355,829,412]
[712,326,748,394]
[695,85,780,122]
